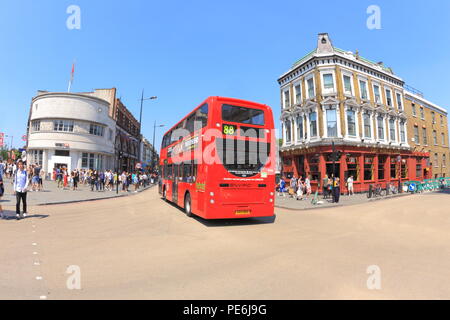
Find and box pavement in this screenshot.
[275,190,413,210]
[0,177,155,206]
[0,187,449,299]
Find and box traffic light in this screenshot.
[118,151,124,159]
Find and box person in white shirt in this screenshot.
[347,175,354,196]
[13,160,29,220]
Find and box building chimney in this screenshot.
[316,33,334,54]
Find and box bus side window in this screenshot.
[179,163,184,181]
[196,104,208,128]
[192,161,198,182]
[185,114,195,134]
[168,164,173,180]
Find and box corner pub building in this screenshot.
[278,33,450,193]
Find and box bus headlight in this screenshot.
[270,192,274,196]
[210,199,215,204]
[210,192,214,197]
[270,199,273,203]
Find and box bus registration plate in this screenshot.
[235,210,251,215]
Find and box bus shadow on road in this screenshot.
[162,198,276,227]
[193,215,277,228]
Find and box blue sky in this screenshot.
[0,0,449,149]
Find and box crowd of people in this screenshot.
[0,159,159,220]
[277,173,356,204]
[51,167,159,193]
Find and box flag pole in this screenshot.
[68,62,75,92]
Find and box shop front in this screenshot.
[280,145,431,194]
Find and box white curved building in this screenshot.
[27,91,116,175]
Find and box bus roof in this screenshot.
[162,96,271,138]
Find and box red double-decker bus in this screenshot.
[158,96,276,219]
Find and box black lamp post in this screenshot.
[138,90,157,165]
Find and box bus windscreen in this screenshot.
[222,104,265,126]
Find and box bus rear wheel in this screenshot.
[184,193,193,217]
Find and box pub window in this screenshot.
[390,157,398,179]
[363,113,371,138]
[308,155,320,181]
[285,120,292,143]
[294,84,301,104]
[309,112,318,137]
[364,156,374,181]
[378,156,386,180]
[400,121,406,143]
[326,108,337,137]
[296,115,303,141]
[346,155,359,181]
[401,159,408,179]
[416,161,422,178]
[347,110,356,137]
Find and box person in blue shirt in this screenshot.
[13,159,29,220]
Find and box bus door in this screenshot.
[172,164,179,204]
[195,163,204,212]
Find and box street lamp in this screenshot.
[4,135,13,151]
[152,121,165,171]
[138,90,157,165]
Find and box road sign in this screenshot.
[22,135,27,142]
[0,133,4,148]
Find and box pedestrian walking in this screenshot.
[347,175,354,196]
[63,168,68,189]
[332,177,341,203]
[73,170,79,191]
[0,166,4,219]
[304,175,312,200]
[296,176,304,200]
[13,160,29,220]
[322,174,329,199]
[39,167,45,191]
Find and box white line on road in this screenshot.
[36,276,43,280]
[39,296,47,300]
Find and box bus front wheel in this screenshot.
[184,193,193,217]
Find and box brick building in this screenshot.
[278,33,449,193]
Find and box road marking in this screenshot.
[32,243,37,246]
[33,252,38,255]
[39,296,47,300]
[36,276,43,280]
[34,262,40,266]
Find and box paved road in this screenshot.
[0,188,449,299]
